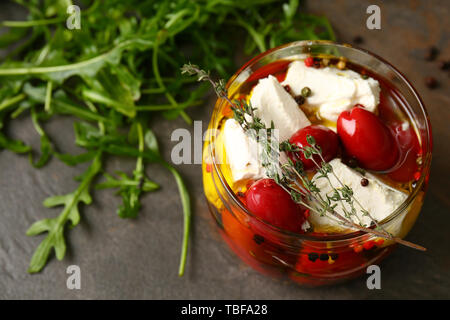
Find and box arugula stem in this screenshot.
[54,153,100,232]
[161,162,191,277]
[53,99,110,123]
[84,101,105,134]
[82,89,136,118]
[152,31,191,124]
[141,87,166,94]
[0,17,66,28]
[0,39,151,76]
[136,123,144,174]
[233,17,266,53]
[135,100,203,111]
[0,93,26,111]
[44,81,52,113]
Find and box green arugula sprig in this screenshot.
[0,0,335,275]
[26,152,102,273]
[96,123,160,218]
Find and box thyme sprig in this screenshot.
[182,64,426,252]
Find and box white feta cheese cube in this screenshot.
[250,75,311,142]
[282,61,380,123]
[308,159,408,233]
[222,118,265,183]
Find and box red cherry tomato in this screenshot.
[388,122,421,182]
[245,60,291,83]
[288,125,339,170]
[337,106,399,171]
[245,179,306,234]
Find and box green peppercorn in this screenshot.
[301,87,312,97]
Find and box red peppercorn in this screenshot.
[363,240,375,250]
[206,163,212,173]
[414,171,421,181]
[283,85,292,95]
[354,245,363,253]
[360,178,369,187]
[304,209,310,219]
[374,238,385,246]
[425,76,438,89]
[304,57,315,67]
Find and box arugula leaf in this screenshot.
[96,171,159,218]
[0,38,153,84]
[29,107,53,168]
[54,150,97,166]
[0,0,335,276]
[26,152,102,273]
[96,122,159,218]
[0,132,31,154]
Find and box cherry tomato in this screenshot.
[245,179,306,234]
[388,122,421,182]
[288,125,339,170]
[337,106,399,171]
[245,60,290,83]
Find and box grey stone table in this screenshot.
[0,0,449,299]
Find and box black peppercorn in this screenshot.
[294,95,305,105]
[346,158,358,168]
[319,253,329,261]
[361,178,369,187]
[329,253,339,260]
[424,46,439,61]
[236,191,245,198]
[312,57,322,68]
[308,252,319,262]
[253,234,264,245]
[438,60,450,70]
[353,35,364,44]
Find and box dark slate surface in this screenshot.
[0,0,449,299]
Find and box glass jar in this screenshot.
[202,41,432,286]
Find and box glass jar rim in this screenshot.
[208,40,432,242]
